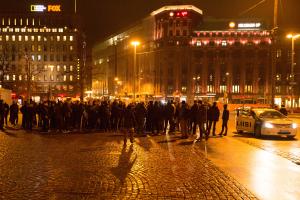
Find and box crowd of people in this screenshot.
[0,99,230,143]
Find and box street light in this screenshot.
[287,33,300,111]
[131,40,140,101]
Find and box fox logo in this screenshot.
[48,5,61,12]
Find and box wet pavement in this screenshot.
[0,130,257,200]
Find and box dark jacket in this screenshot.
[208,105,220,121]
[222,110,229,121]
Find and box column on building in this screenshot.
[240,50,246,94]
[214,51,221,94]
[202,51,208,94]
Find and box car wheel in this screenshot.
[237,129,243,134]
[254,126,261,138]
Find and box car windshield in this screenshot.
[256,110,286,119]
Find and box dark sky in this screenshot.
[1,0,300,45]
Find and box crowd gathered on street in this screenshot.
[0,99,231,143]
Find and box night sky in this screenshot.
[1,0,300,45]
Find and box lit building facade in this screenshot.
[93,5,300,106]
[0,3,83,101]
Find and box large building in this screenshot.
[92,5,300,107]
[0,2,85,102]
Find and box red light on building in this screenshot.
[175,11,188,17]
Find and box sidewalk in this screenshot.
[197,136,300,200]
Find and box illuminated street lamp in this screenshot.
[286,33,300,111]
[131,40,140,101]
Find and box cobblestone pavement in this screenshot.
[0,130,257,200]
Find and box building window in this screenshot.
[207,85,215,93]
[70,36,73,41]
[169,30,173,37]
[70,75,73,81]
[19,75,22,81]
[57,65,60,71]
[63,75,66,81]
[232,85,240,93]
[44,75,47,81]
[50,75,54,81]
[63,36,67,41]
[220,85,227,93]
[37,55,41,61]
[245,85,253,93]
[69,45,73,51]
[70,65,73,71]
[25,36,28,41]
[18,35,22,41]
[37,45,42,52]
[31,36,34,41]
[5,35,9,41]
[13,75,15,81]
[12,35,15,41]
[37,35,41,41]
[276,86,281,93]
[63,65,67,71]
[57,36,60,41]
[221,40,227,46]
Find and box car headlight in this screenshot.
[292,123,298,129]
[264,122,274,129]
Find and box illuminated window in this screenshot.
[50,75,54,81]
[64,75,66,81]
[14,18,16,26]
[34,28,38,33]
[18,35,22,41]
[49,65,54,72]
[70,36,73,41]
[221,40,227,46]
[40,28,44,32]
[31,55,35,61]
[37,45,41,51]
[69,45,73,51]
[0,36,2,41]
[44,65,48,70]
[15,28,19,32]
[57,65,60,71]
[31,45,35,51]
[19,75,22,81]
[245,85,253,93]
[25,36,28,41]
[56,75,60,81]
[37,55,41,61]
[207,85,215,93]
[5,35,9,41]
[63,36,67,41]
[8,18,10,25]
[70,65,73,71]
[2,18,4,26]
[20,18,22,26]
[9,28,13,32]
[220,85,227,93]
[32,18,35,26]
[21,28,26,32]
[57,36,60,41]
[31,36,34,41]
[43,37,47,41]
[26,18,28,26]
[6,75,9,81]
[63,65,67,71]
[32,75,34,81]
[27,28,32,32]
[13,75,15,81]
[52,28,57,32]
[232,85,240,93]
[58,28,63,32]
[12,35,15,41]
[2,28,7,32]
[70,75,73,81]
[37,35,41,41]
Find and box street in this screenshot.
[0,113,300,199]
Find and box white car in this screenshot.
[236,108,297,139]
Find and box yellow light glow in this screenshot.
[287,34,300,39]
[131,41,140,46]
[229,22,235,28]
[114,77,119,81]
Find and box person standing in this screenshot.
[219,104,229,136]
[9,101,19,126]
[279,105,288,116]
[179,101,190,139]
[3,102,9,127]
[207,102,220,137]
[123,104,136,144]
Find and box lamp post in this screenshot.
[225,72,230,103]
[131,41,140,101]
[287,33,300,111]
